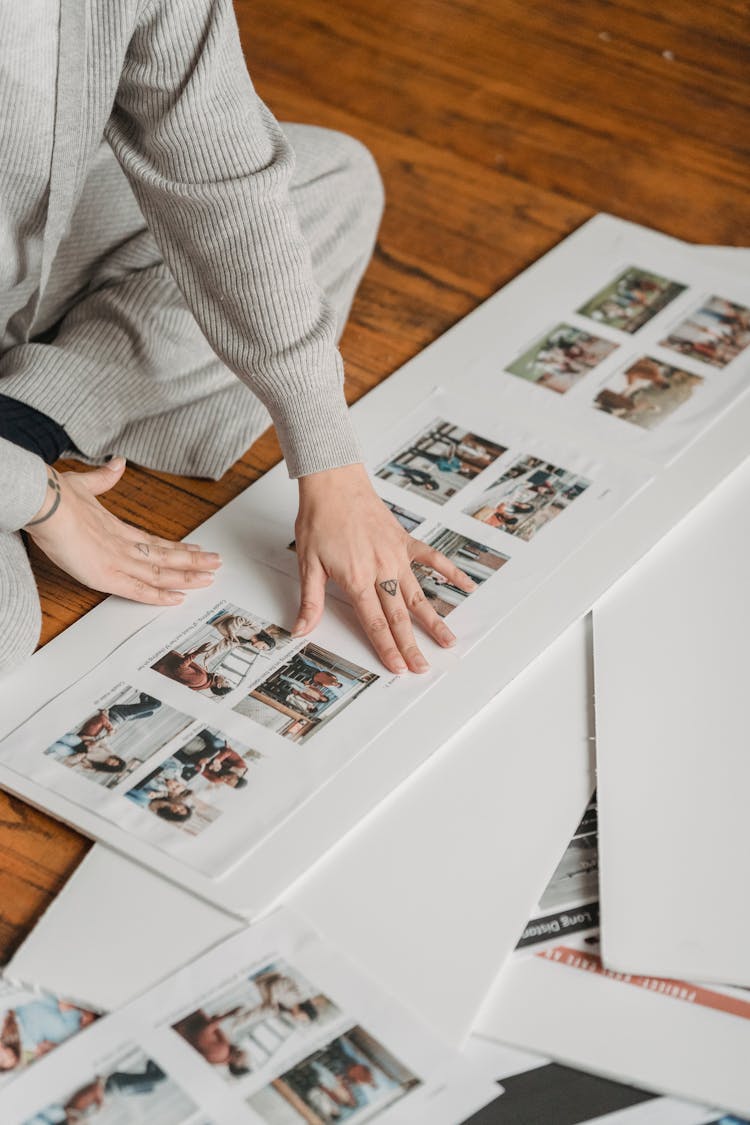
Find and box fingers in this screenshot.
[111,575,186,607]
[352,587,409,675]
[76,458,127,496]
[410,541,477,593]
[125,539,222,573]
[376,578,430,674]
[127,556,217,592]
[402,572,457,649]
[293,557,327,636]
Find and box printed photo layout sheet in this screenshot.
[464,257,750,470]
[0,976,102,1090]
[514,793,600,956]
[462,1037,745,1125]
[262,388,646,656]
[512,795,750,1037]
[0,910,498,1125]
[0,561,455,883]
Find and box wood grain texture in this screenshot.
[2,0,748,963]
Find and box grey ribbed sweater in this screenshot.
[0,0,363,533]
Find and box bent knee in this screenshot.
[336,133,385,225]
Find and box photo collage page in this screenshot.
[0,978,100,1089]
[2,912,495,1124]
[5,584,389,879]
[502,265,750,448]
[371,406,604,632]
[169,953,422,1123]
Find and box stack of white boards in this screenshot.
[1,218,748,1121]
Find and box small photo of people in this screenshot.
[173,959,340,1082]
[44,686,192,790]
[411,527,509,617]
[382,498,424,534]
[233,643,378,744]
[594,356,703,430]
[506,323,618,394]
[151,604,292,700]
[578,267,686,334]
[375,419,506,506]
[125,727,262,836]
[466,455,591,542]
[0,983,99,1083]
[22,1047,197,1124]
[660,295,750,369]
[247,1025,421,1123]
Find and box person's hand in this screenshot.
[293,463,476,674]
[24,458,221,605]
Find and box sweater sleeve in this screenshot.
[0,437,49,532]
[105,0,361,478]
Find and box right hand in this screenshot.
[25,458,221,605]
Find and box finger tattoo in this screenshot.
[379,578,399,597]
[136,542,150,557]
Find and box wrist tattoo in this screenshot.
[26,468,62,527]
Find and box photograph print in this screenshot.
[0,981,99,1085]
[593,356,703,430]
[125,727,263,837]
[233,643,378,744]
[173,958,341,1083]
[247,1025,421,1124]
[375,419,506,506]
[578,267,686,333]
[381,498,424,533]
[411,527,509,618]
[660,295,750,369]
[466,455,591,542]
[151,603,292,700]
[22,1046,197,1125]
[505,323,618,394]
[43,685,192,790]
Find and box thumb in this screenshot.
[78,457,127,496]
[293,558,327,637]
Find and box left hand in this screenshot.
[293,464,476,674]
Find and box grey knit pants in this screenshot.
[0,125,384,673]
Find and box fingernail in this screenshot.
[170,592,185,604]
[413,656,430,673]
[440,628,456,647]
[393,662,408,674]
[200,572,215,582]
[107,457,126,471]
[292,620,307,637]
[205,553,222,563]
[465,578,478,591]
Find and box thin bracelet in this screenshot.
[25,470,62,528]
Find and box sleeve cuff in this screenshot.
[270,383,363,478]
[0,438,49,532]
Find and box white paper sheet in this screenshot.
[7,224,750,1058]
[476,945,750,1116]
[3,909,497,1124]
[9,617,594,1045]
[3,217,750,925]
[594,452,750,986]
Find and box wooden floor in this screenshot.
[1,0,748,965]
